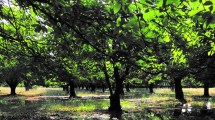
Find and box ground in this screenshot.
[0,87,215,119]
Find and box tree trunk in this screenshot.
[126,83,130,92]
[103,63,113,95]
[86,85,89,90]
[109,94,121,112]
[174,78,185,101]
[145,82,148,90]
[63,84,69,93]
[6,80,18,95]
[149,83,154,94]
[10,85,16,95]
[25,86,30,91]
[203,82,210,97]
[102,84,105,92]
[108,65,129,112]
[109,66,123,112]
[69,80,76,98]
[24,81,31,91]
[90,83,96,92]
[109,81,123,112]
[170,81,175,91]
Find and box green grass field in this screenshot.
[0,87,215,119]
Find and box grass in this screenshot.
[48,100,105,112]
[1,87,215,119]
[44,99,136,113]
[0,87,47,96]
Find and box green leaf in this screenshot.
[209,23,215,28]
[166,0,175,5]
[116,17,121,27]
[139,0,147,4]
[188,10,201,16]
[113,2,121,14]
[128,4,136,12]
[164,35,170,42]
[208,51,214,56]
[163,17,168,26]
[143,10,156,21]
[136,3,143,9]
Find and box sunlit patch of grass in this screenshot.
[154,88,174,95]
[142,96,179,109]
[46,99,109,113]
[49,104,95,112]
[142,93,174,102]
[40,88,68,96]
[0,87,12,94]
[191,101,205,107]
[0,87,47,96]
[153,88,215,97]
[121,100,136,110]
[77,92,109,97]
[183,88,204,96]
[77,93,103,96]
[183,88,215,96]
[46,99,137,113]
[20,89,47,96]
[138,88,215,110]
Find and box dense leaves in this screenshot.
[0,0,215,110]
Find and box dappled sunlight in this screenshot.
[183,88,215,96]
[0,87,47,96]
[1,87,215,119]
[49,103,96,112]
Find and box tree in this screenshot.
[6,0,215,111]
[0,1,46,94]
[11,0,183,110]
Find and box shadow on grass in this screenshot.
[1,88,215,119]
[0,96,50,119]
